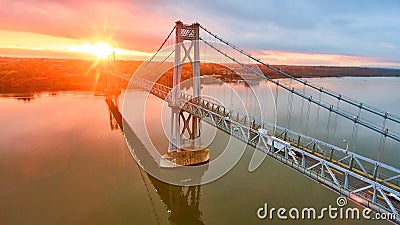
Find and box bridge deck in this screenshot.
[128,76,400,223]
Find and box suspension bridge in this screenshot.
[104,21,400,223]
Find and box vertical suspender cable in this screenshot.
[315,90,322,133]
[350,106,362,153]
[325,105,333,146]
[332,97,341,144]
[300,83,306,129]
[377,113,388,164]
[305,98,311,136]
[287,89,293,130]
[273,81,279,134]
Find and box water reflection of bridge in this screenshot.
[105,95,205,225]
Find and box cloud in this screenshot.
[254,49,400,67]
[1,0,399,65]
[0,0,173,51]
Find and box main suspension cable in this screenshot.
[199,24,400,125]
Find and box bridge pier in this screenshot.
[161,21,209,167]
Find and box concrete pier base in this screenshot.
[160,148,209,168]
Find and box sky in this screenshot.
[1,0,400,67]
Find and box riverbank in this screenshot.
[1,57,399,93]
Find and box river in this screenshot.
[1,77,399,225]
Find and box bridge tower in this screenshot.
[104,51,121,98]
[163,21,209,167]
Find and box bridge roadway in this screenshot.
[110,72,400,223]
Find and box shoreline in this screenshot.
[2,76,399,98]
[1,57,399,94]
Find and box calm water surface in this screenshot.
[1,77,399,225]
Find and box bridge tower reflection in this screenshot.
[105,95,205,225]
[147,175,204,225]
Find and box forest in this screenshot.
[0,57,399,94]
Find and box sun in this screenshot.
[70,42,114,59]
[90,42,114,59]
[68,40,153,60]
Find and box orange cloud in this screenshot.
[0,29,152,60]
[0,0,171,53]
[254,50,400,67]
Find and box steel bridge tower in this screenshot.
[163,21,208,166]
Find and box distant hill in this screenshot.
[259,65,400,79]
[0,57,399,93]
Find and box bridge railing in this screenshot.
[117,75,400,191]
[130,76,400,190]
[128,76,400,221]
[181,93,400,220]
